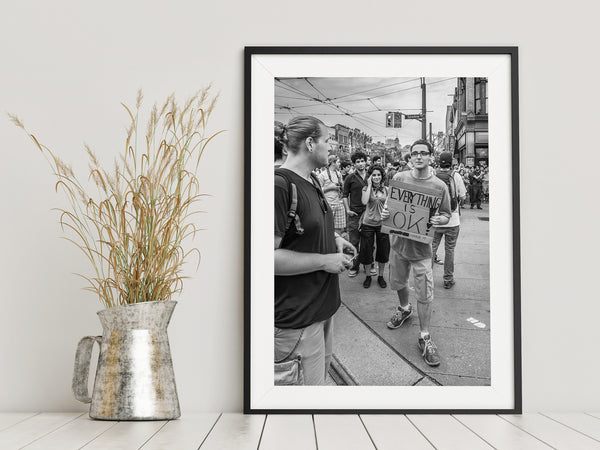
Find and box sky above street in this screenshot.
[274,77,457,146]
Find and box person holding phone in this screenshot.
[274,116,356,385]
[358,165,390,289]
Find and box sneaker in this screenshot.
[377,276,387,288]
[386,304,412,329]
[418,335,441,366]
[348,269,358,278]
[433,256,443,265]
[369,267,378,276]
[363,276,372,288]
[443,279,455,289]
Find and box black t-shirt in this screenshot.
[274,168,341,329]
[343,172,367,214]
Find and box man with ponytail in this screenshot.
[274,116,356,385]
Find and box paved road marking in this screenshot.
[467,317,487,328]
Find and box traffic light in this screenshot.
[386,113,393,128]
[394,112,402,128]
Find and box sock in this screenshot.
[420,332,430,339]
[400,304,410,312]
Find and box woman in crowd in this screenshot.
[460,168,470,206]
[358,165,390,289]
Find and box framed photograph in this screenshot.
[244,47,521,413]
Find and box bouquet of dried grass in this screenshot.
[10,88,222,308]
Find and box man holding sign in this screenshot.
[382,140,451,367]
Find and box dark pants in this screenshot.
[347,213,362,270]
[432,225,460,282]
[358,224,390,266]
[470,185,482,207]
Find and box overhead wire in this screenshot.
[330,77,421,100]
[275,77,457,139]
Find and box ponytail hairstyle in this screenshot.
[274,116,325,155]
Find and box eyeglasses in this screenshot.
[410,151,430,157]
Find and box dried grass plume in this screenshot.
[10,88,223,308]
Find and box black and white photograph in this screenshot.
[274,76,491,388]
[245,48,521,413]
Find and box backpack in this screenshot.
[436,169,458,212]
[275,168,322,247]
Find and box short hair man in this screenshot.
[343,151,368,276]
[432,151,466,289]
[340,160,352,181]
[469,166,483,209]
[383,140,451,367]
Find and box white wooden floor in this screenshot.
[1,412,599,449]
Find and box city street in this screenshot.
[330,202,490,386]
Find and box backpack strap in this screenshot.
[275,169,304,247]
[288,182,304,235]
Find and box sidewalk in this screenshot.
[332,203,490,386]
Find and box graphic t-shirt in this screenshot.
[390,170,451,261]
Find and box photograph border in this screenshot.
[244,46,521,414]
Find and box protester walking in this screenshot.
[384,140,451,367]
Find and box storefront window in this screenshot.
[476,147,488,160]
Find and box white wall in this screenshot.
[0,0,598,413]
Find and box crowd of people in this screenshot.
[273,115,488,385]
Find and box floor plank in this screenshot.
[360,415,434,449]
[313,415,375,450]
[23,415,117,450]
[140,413,220,449]
[0,413,39,432]
[407,415,492,450]
[81,420,167,450]
[200,413,265,450]
[259,415,316,450]
[454,414,551,449]
[0,412,82,449]
[501,414,600,449]
[541,413,600,442]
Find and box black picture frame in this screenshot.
[244,46,521,414]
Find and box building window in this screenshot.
[459,79,466,114]
[475,132,488,144]
[475,78,488,115]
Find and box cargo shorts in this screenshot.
[389,251,434,304]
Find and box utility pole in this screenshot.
[429,123,433,147]
[421,77,427,140]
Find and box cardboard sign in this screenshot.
[381,179,444,244]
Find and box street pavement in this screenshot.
[331,202,490,386]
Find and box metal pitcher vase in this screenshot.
[72,300,181,420]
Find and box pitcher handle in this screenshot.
[72,336,102,403]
